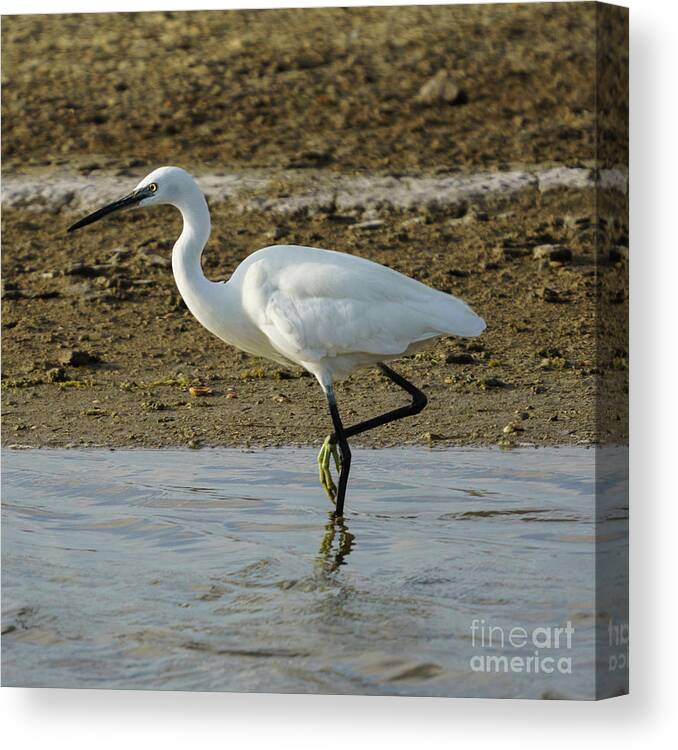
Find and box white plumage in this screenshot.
[235,244,485,385]
[99,166,488,390]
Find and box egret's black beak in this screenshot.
[67,189,147,233]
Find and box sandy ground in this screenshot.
[1,4,628,449]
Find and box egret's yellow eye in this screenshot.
[148,183,158,193]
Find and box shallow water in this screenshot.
[1,447,627,698]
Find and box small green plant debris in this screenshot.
[240,367,267,380]
[538,357,568,370]
[81,407,116,418]
[149,373,191,388]
[414,351,442,363]
[3,376,42,388]
[58,380,91,389]
[142,401,169,411]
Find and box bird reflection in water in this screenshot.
[316,514,355,572]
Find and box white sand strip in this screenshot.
[1,165,627,216]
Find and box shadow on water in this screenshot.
[1,446,627,699]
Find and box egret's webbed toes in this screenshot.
[317,435,341,503]
[329,439,341,473]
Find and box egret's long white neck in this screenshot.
[171,185,211,293]
[168,177,257,353]
[170,184,229,335]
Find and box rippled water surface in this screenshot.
[2,447,626,698]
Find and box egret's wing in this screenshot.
[242,248,484,364]
[263,289,412,361]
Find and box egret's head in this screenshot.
[67,166,197,233]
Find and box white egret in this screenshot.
[68,166,486,515]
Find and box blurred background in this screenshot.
[2,4,601,172]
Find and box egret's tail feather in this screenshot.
[417,293,486,338]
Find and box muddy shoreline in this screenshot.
[2,174,627,450]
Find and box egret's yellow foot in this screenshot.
[317,436,341,502]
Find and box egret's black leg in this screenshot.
[325,385,352,517]
[319,364,426,515]
[332,363,428,442]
